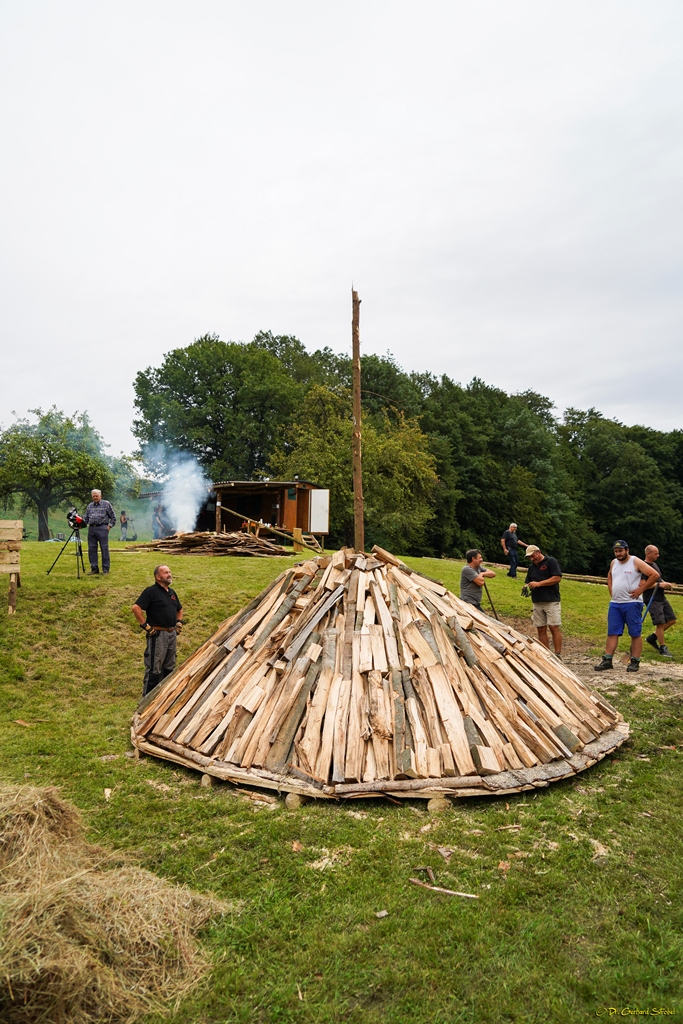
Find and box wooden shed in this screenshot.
[212,480,329,537]
[139,480,330,538]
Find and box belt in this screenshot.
[149,625,178,632]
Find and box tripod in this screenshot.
[46,528,87,578]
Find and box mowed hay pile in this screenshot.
[132,547,629,800]
[133,530,286,557]
[0,785,225,1024]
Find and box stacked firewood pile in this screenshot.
[132,531,286,557]
[131,546,628,801]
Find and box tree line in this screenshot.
[2,332,680,573]
[131,332,683,578]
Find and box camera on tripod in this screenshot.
[66,508,86,529]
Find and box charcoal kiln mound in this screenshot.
[131,547,629,801]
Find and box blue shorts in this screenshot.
[608,601,643,638]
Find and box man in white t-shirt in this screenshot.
[594,540,659,673]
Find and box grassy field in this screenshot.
[1,544,683,1023]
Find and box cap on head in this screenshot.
[613,540,629,550]
[525,544,541,558]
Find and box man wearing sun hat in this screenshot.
[594,540,659,673]
[524,545,563,657]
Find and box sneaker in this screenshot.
[88,569,99,575]
[646,633,660,651]
[659,644,673,659]
[594,656,613,671]
[626,657,640,673]
[554,653,562,661]
[102,570,109,575]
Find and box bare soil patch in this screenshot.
[500,614,683,699]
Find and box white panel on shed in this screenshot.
[309,489,330,533]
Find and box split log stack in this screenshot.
[132,531,286,557]
[131,546,629,801]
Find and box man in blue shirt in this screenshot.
[82,489,116,575]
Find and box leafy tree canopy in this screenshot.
[132,330,683,577]
[0,409,115,540]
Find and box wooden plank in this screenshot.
[344,668,365,781]
[369,624,389,672]
[440,743,456,777]
[403,621,439,666]
[266,661,321,770]
[425,664,477,776]
[315,672,343,781]
[281,584,345,663]
[331,676,353,783]
[471,744,501,775]
[8,571,18,615]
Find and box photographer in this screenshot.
[132,565,183,697]
[82,489,116,575]
[524,545,563,657]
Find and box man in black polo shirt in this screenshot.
[132,565,183,696]
[524,544,563,657]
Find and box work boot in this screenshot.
[594,655,613,671]
[626,657,640,673]
[659,644,673,659]
[646,633,660,651]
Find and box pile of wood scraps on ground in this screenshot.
[132,531,287,557]
[131,545,629,801]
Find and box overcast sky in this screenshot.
[1,1,682,456]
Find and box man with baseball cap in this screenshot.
[524,545,563,656]
[594,540,659,673]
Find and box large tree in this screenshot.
[0,409,115,540]
[268,385,438,551]
[133,333,308,478]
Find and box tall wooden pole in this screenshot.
[352,289,364,553]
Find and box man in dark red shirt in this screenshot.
[132,565,183,696]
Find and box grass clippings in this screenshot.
[0,785,226,1024]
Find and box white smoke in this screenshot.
[161,454,211,534]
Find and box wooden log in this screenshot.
[440,743,456,777]
[425,664,477,776]
[447,615,478,666]
[8,572,17,615]
[250,573,316,653]
[316,672,343,781]
[331,676,353,783]
[280,584,345,663]
[265,661,321,770]
[344,667,365,781]
[334,774,493,795]
[299,628,338,769]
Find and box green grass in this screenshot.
[1,545,683,1023]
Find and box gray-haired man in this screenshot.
[82,489,116,575]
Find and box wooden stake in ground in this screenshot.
[352,288,364,554]
[0,520,22,615]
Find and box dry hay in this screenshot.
[0,785,226,1024]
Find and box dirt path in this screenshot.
[501,614,683,699]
